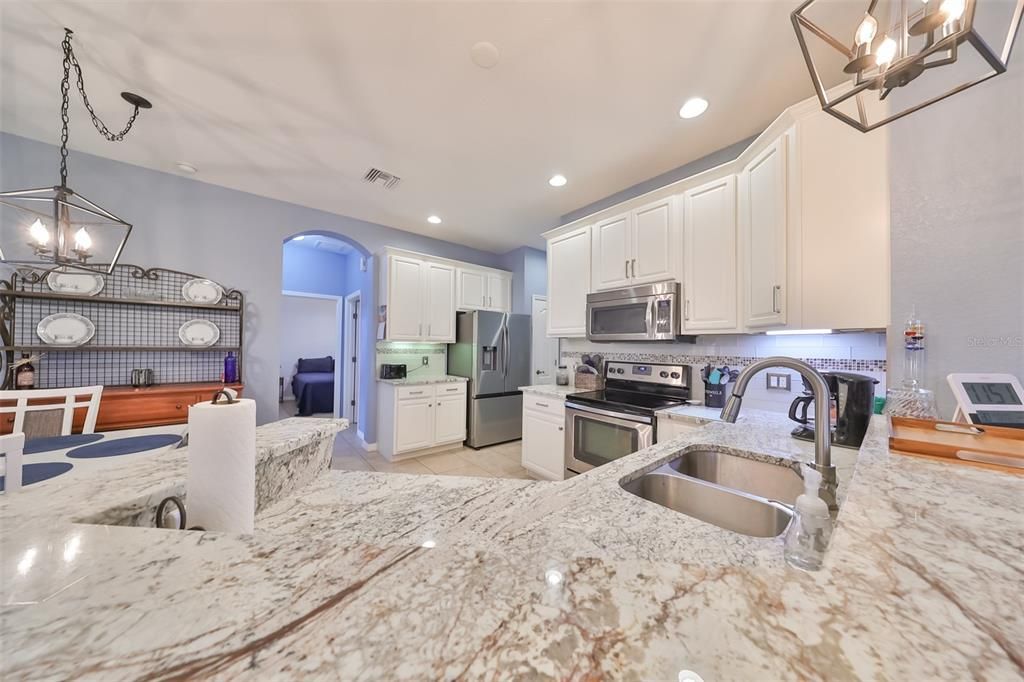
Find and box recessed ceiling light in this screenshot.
[548,174,567,187]
[470,41,500,69]
[678,97,709,119]
[292,235,305,241]
[175,162,198,174]
[427,215,442,225]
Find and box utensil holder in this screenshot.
[704,381,733,409]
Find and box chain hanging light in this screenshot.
[792,0,1023,132]
[0,28,150,274]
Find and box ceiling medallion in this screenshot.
[792,0,1023,132]
[0,28,151,274]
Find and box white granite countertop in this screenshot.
[3,413,1022,679]
[378,375,468,386]
[657,402,727,422]
[518,383,578,399]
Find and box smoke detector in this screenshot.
[363,168,401,189]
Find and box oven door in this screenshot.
[564,403,654,475]
[586,289,678,342]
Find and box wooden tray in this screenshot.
[889,416,1024,474]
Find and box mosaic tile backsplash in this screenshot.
[375,342,448,380]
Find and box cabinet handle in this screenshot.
[175,403,183,410]
[625,259,629,279]
[558,426,564,431]
[427,323,432,336]
[536,402,549,408]
[408,391,424,396]
[684,299,690,321]
[631,259,636,278]
[772,285,782,314]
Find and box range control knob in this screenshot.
[670,372,681,379]
[617,368,625,374]
[659,371,669,378]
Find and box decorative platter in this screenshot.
[178,319,220,347]
[37,313,96,347]
[46,271,105,297]
[181,279,224,305]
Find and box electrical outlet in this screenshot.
[766,372,792,391]
[422,356,429,366]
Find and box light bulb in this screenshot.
[29,219,50,246]
[940,0,966,21]
[74,227,92,251]
[875,36,898,68]
[855,13,878,46]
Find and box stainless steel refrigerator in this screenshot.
[447,310,531,448]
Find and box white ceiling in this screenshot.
[0,1,841,253]
[289,234,355,256]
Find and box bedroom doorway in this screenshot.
[343,291,361,425]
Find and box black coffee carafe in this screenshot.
[789,371,879,449]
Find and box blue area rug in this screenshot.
[24,433,104,455]
[1,461,74,491]
[66,434,183,459]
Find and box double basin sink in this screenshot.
[622,448,805,537]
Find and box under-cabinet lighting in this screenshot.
[766,329,833,336]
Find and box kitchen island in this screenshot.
[2,413,1021,680]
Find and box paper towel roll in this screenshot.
[186,397,257,533]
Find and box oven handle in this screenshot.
[565,402,653,425]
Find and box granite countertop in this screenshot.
[378,375,469,386]
[3,413,1022,679]
[519,383,578,399]
[658,402,728,423]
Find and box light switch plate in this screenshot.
[422,356,429,366]
[766,372,791,391]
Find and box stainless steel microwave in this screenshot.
[586,281,681,342]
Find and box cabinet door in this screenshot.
[683,176,739,332]
[521,410,565,480]
[486,274,511,312]
[547,226,591,337]
[387,256,425,340]
[630,197,677,285]
[433,394,466,444]
[457,269,487,310]
[394,397,434,452]
[742,137,787,328]
[591,213,632,291]
[424,262,456,341]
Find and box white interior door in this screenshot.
[343,293,360,424]
[530,295,559,384]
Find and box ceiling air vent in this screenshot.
[363,168,401,189]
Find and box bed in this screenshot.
[290,356,335,416]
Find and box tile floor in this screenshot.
[330,426,535,480]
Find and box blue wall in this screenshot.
[282,242,352,297]
[498,246,547,315]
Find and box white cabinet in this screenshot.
[378,382,467,459]
[521,393,565,480]
[383,253,458,342]
[386,255,426,340]
[591,198,678,291]
[546,225,591,337]
[423,262,456,341]
[741,135,788,329]
[682,176,739,332]
[456,268,511,312]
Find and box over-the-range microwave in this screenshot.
[586,281,688,342]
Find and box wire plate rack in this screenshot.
[0,264,244,389]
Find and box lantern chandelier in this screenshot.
[792,0,1024,131]
[0,28,150,274]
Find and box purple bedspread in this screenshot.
[291,372,334,416]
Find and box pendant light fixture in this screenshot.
[0,28,150,274]
[792,0,1023,132]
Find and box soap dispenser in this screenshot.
[784,464,833,571]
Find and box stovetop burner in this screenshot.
[566,389,689,416]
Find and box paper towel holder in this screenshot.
[211,389,238,405]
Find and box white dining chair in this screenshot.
[0,386,104,438]
[1,432,25,493]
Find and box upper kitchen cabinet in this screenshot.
[546,225,591,337]
[740,133,789,329]
[682,176,738,332]
[382,248,508,342]
[456,267,512,313]
[591,197,678,291]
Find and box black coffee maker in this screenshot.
[789,371,878,449]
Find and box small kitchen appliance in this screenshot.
[379,364,407,380]
[790,371,878,449]
[565,361,691,476]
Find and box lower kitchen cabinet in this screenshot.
[521,393,565,480]
[378,382,467,459]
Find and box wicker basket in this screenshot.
[573,371,604,392]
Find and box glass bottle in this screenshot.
[224,351,238,383]
[15,353,35,389]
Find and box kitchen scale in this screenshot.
[947,373,1024,430]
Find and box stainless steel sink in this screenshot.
[622,449,802,537]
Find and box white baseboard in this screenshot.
[356,430,377,452]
